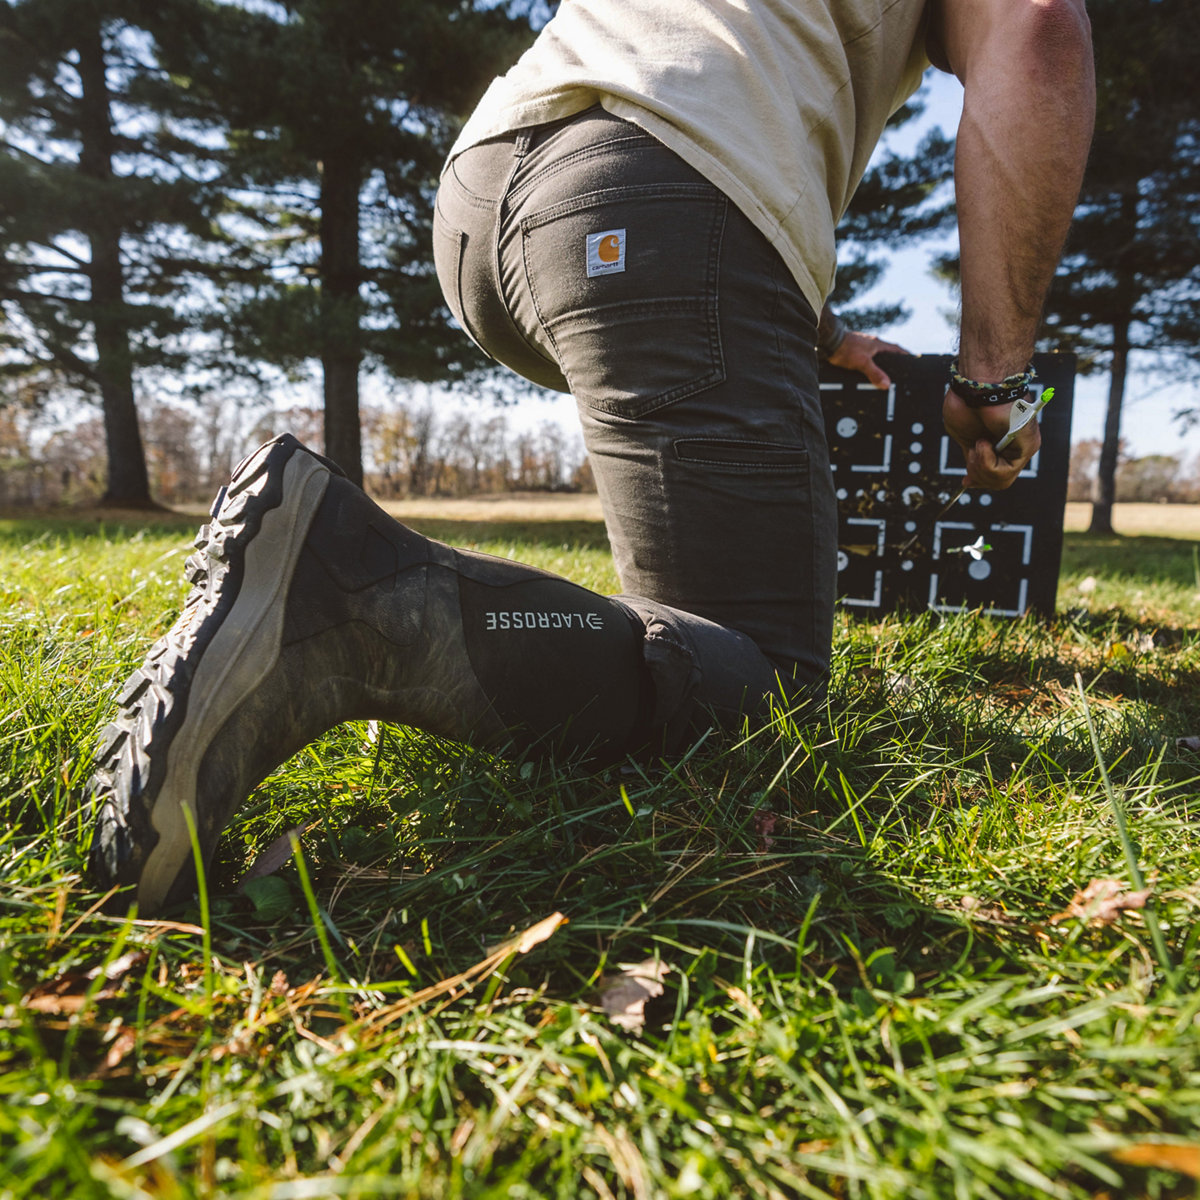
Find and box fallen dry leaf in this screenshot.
[500,910,570,956]
[1049,879,1151,927]
[1112,1142,1200,1178]
[957,894,1020,927]
[92,1005,197,1078]
[753,811,777,855]
[724,984,762,1020]
[598,958,670,1032]
[124,917,206,936]
[238,822,319,885]
[360,912,568,1036]
[24,950,149,1015]
[101,1026,138,1072]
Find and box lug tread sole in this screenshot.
[88,434,319,897]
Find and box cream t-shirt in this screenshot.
[450,0,932,316]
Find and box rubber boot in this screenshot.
[87,435,660,913]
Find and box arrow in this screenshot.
[897,386,1054,554]
[945,535,993,560]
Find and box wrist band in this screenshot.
[948,359,1036,408]
[817,309,848,360]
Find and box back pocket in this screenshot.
[520,183,726,420]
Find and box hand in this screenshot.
[942,388,1041,490]
[827,331,909,389]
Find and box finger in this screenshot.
[863,360,892,389]
[965,439,1024,490]
[1000,422,1042,464]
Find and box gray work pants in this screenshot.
[433,106,836,711]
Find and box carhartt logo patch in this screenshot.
[586,229,625,277]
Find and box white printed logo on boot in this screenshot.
[485,611,604,631]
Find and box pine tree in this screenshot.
[0,0,217,505]
[1039,0,1200,533]
[151,0,536,487]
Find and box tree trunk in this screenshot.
[77,22,154,508]
[319,152,364,487]
[1088,314,1131,535]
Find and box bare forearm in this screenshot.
[944,0,1095,381]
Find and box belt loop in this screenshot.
[513,128,533,158]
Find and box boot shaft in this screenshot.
[285,469,654,759]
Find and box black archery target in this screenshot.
[819,353,1075,618]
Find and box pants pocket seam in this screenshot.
[507,131,661,207]
[520,182,717,232]
[673,438,811,471]
[432,216,485,352]
[447,157,503,209]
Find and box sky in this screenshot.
[500,70,1198,464]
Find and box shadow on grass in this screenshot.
[5,510,1192,573]
[0,512,198,545]
[192,712,1045,1010]
[0,509,615,555]
[397,515,613,554]
[1061,530,1200,590]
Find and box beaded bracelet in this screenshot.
[948,359,1037,408]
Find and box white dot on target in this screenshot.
[909,441,923,454]
[904,521,916,532]
[901,559,915,572]
[912,422,924,434]
[907,461,921,474]
[979,494,993,507]
[836,417,858,438]
[836,488,848,500]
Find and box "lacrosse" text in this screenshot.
[484,611,604,631]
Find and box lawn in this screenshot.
[1,502,1198,1199]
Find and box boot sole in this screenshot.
[90,436,332,912]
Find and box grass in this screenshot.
[2,505,1199,1199]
